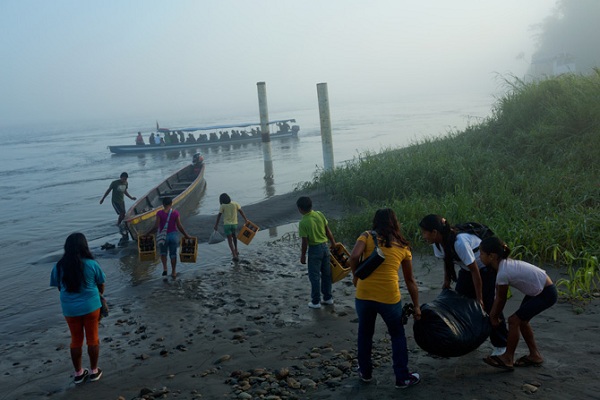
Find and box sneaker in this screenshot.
[491,347,507,357]
[308,302,321,309]
[162,271,167,276]
[89,368,103,382]
[321,298,334,305]
[359,371,372,383]
[73,369,89,384]
[396,372,421,389]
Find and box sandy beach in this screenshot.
[2,191,599,400]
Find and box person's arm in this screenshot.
[300,237,308,264]
[238,208,248,223]
[176,215,190,239]
[97,283,105,296]
[401,259,421,320]
[99,186,112,204]
[348,236,367,287]
[489,284,508,327]
[214,213,222,231]
[124,189,136,200]
[325,225,336,247]
[467,262,484,305]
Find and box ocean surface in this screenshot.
[0,95,492,342]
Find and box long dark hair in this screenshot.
[480,237,511,260]
[419,214,458,281]
[372,208,410,248]
[56,233,94,293]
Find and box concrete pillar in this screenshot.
[257,82,274,179]
[317,82,334,171]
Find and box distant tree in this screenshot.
[527,0,600,78]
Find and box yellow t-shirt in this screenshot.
[355,231,412,304]
[219,201,241,225]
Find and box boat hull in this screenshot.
[109,130,297,154]
[124,162,206,240]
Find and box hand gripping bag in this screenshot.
[413,289,490,357]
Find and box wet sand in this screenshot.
[2,191,599,400]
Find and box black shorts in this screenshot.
[111,200,126,215]
[515,284,558,321]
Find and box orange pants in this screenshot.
[65,309,100,348]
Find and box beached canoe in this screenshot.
[123,157,206,240]
[109,119,299,154]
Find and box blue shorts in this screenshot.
[159,232,180,259]
[224,224,237,236]
[515,284,558,321]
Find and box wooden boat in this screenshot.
[123,156,206,240]
[109,119,299,154]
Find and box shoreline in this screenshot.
[1,192,599,400]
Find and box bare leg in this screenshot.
[161,255,168,274]
[70,347,83,371]
[117,213,125,225]
[170,257,177,278]
[497,314,521,366]
[227,235,236,258]
[520,320,543,363]
[87,345,99,370]
[232,235,239,256]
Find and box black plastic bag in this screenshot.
[413,289,490,357]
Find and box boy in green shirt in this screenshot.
[297,196,336,309]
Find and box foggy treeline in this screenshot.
[527,0,600,77]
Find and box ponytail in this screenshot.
[480,237,510,260]
[420,214,458,282]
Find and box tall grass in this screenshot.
[300,71,600,301]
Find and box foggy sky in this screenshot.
[0,0,557,126]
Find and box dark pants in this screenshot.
[455,267,508,348]
[355,299,411,381]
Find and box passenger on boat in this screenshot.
[154,134,161,145]
[192,152,204,176]
[159,137,165,146]
[187,133,196,143]
[209,132,218,141]
[149,132,155,145]
[178,131,185,143]
[251,128,259,137]
[277,122,290,133]
[198,133,208,142]
[230,130,240,140]
[135,132,145,145]
[170,132,179,144]
[220,131,230,141]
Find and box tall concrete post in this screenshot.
[257,82,274,180]
[317,82,334,171]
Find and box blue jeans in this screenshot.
[355,298,410,381]
[159,231,180,258]
[307,243,332,304]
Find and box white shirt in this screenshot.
[496,259,547,297]
[433,233,484,271]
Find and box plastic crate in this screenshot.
[138,234,156,262]
[330,242,352,283]
[180,236,198,263]
[237,220,259,245]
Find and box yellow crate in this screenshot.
[237,220,259,245]
[180,236,198,263]
[138,234,156,262]
[330,243,352,283]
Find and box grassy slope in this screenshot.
[302,72,600,276]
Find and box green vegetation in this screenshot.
[300,71,600,302]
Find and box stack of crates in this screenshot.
[330,242,352,283]
[180,236,198,263]
[138,234,156,261]
[237,220,259,245]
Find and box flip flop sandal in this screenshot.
[514,356,543,367]
[483,355,515,371]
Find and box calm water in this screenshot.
[0,95,492,340]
